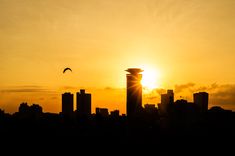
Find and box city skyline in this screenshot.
[0,75,222,116]
[0,87,213,115]
[1,68,235,114]
[1,66,235,114]
[1,0,235,114]
[1,82,233,154]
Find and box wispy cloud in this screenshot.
[104,87,125,91]
[143,83,235,110]
[104,87,114,90]
[174,83,195,93]
[143,88,166,101]
[51,96,58,100]
[0,86,50,93]
[1,89,47,93]
[17,85,43,88]
[61,86,77,90]
[173,83,235,109]
[209,84,235,107]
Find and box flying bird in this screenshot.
[63,67,72,73]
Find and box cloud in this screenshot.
[154,88,167,95]
[61,86,77,90]
[104,87,115,90]
[174,83,195,93]
[145,96,158,100]
[143,83,235,110]
[1,89,47,93]
[173,83,235,110]
[104,87,125,91]
[39,97,45,101]
[0,86,49,93]
[18,85,43,88]
[51,96,58,100]
[143,88,166,101]
[210,84,235,108]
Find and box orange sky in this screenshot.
[1,0,235,114]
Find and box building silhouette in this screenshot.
[193,92,209,113]
[1,87,235,153]
[19,103,43,114]
[174,99,196,116]
[62,92,74,117]
[96,108,109,117]
[110,110,120,117]
[18,102,30,114]
[159,90,174,116]
[76,89,91,116]
[144,104,158,114]
[125,68,143,117]
[18,103,43,120]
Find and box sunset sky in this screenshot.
[1,0,235,114]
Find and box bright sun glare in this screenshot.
[141,68,160,90]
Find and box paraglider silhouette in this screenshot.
[63,67,72,73]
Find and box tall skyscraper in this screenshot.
[62,92,74,116]
[76,89,91,116]
[193,92,209,112]
[160,90,174,115]
[126,68,143,117]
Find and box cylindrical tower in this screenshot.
[125,68,143,117]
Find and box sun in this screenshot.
[141,68,160,90]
